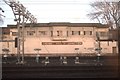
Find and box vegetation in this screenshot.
[87,1,120,29]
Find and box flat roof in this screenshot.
[7,22,108,28]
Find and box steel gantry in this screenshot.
[3,0,37,64]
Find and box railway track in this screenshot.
[2,56,118,79]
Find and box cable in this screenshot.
[35,30,50,54]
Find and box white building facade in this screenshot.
[0,23,118,56]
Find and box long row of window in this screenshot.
[26,31,93,36]
[12,31,107,37]
[71,31,92,35]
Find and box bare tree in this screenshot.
[87,1,120,29]
[0,7,5,25]
[88,1,120,54]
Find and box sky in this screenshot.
[0,0,119,27]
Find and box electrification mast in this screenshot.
[118,1,120,55]
[3,0,37,64]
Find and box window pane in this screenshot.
[57,31,62,36]
[51,31,53,37]
[12,32,17,36]
[84,31,86,35]
[90,31,92,35]
[84,31,92,35]
[78,31,80,35]
[39,31,47,35]
[67,31,68,36]
[72,31,74,35]
[74,31,78,35]
[27,31,35,36]
[72,31,79,35]
[100,32,108,37]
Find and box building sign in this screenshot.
[42,42,82,45]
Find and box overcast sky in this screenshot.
[0,0,119,27]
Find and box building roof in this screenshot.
[7,22,108,28]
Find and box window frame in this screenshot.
[27,31,35,36]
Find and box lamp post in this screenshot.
[96,32,101,55]
[75,48,80,56]
[63,56,67,64]
[44,56,49,65]
[34,48,41,63]
[2,48,10,63]
[75,48,80,64]
[95,32,103,66]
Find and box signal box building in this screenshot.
[0,22,118,56]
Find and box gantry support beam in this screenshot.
[3,0,37,64]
